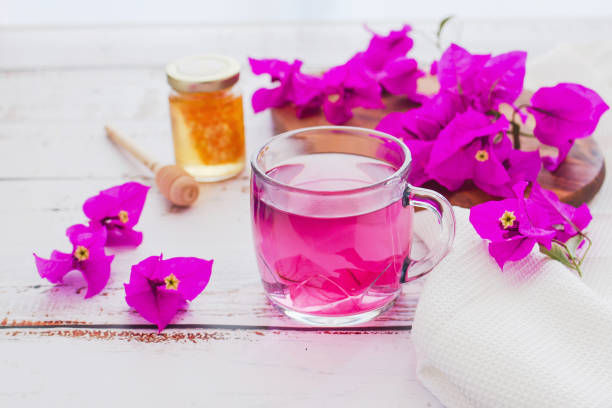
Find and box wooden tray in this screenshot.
[271,77,605,207]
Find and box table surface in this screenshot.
[1,18,610,407]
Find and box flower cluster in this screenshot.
[34,182,150,298]
[249,25,424,124]
[377,44,608,193]
[251,27,608,193]
[470,181,592,274]
[33,182,213,332]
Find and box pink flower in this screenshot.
[470,185,553,269]
[429,60,438,75]
[469,181,592,269]
[362,24,414,72]
[378,57,424,101]
[470,196,552,269]
[124,254,213,332]
[376,92,465,185]
[322,58,384,124]
[83,182,150,247]
[249,25,422,124]
[438,44,526,111]
[477,51,527,110]
[249,58,324,116]
[477,149,542,197]
[34,224,114,298]
[522,182,592,242]
[426,109,511,194]
[249,58,298,111]
[528,83,609,171]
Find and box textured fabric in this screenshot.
[411,44,612,408]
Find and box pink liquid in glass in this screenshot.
[251,153,412,317]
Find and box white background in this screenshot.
[2,0,611,26]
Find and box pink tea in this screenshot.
[251,153,412,317]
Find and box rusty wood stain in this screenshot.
[6,329,229,343]
[1,318,88,327]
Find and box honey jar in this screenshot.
[166,55,245,181]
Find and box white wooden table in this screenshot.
[1,18,609,407]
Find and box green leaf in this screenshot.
[436,15,454,50]
[436,15,454,40]
[539,242,575,270]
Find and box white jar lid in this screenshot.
[166,54,240,93]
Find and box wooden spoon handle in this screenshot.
[105,125,199,207]
[105,125,159,172]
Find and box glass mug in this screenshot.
[250,126,455,326]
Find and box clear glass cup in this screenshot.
[250,126,456,326]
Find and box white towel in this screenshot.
[412,207,612,408]
[410,43,612,408]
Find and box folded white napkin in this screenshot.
[410,42,612,408]
[411,207,612,408]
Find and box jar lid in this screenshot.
[166,54,240,93]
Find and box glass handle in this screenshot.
[400,185,456,283]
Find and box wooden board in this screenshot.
[272,76,606,207]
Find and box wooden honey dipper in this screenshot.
[105,126,199,207]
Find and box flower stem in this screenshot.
[510,121,521,150]
[552,238,586,277]
[577,234,593,267]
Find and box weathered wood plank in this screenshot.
[0,329,442,407]
[0,68,274,179]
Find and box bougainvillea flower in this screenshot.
[528,83,609,171]
[249,58,299,111]
[470,197,538,268]
[511,182,558,250]
[517,182,592,242]
[429,60,438,76]
[426,109,511,193]
[249,58,324,115]
[469,186,556,269]
[377,111,411,140]
[376,92,466,185]
[322,58,384,124]
[124,254,213,332]
[438,44,526,110]
[362,24,413,72]
[470,180,592,269]
[378,57,424,100]
[476,51,526,110]
[505,149,541,186]
[83,182,150,247]
[402,92,466,140]
[376,112,433,185]
[292,72,325,118]
[438,44,490,98]
[34,224,114,298]
[476,148,542,197]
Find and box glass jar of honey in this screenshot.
[166,55,245,181]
